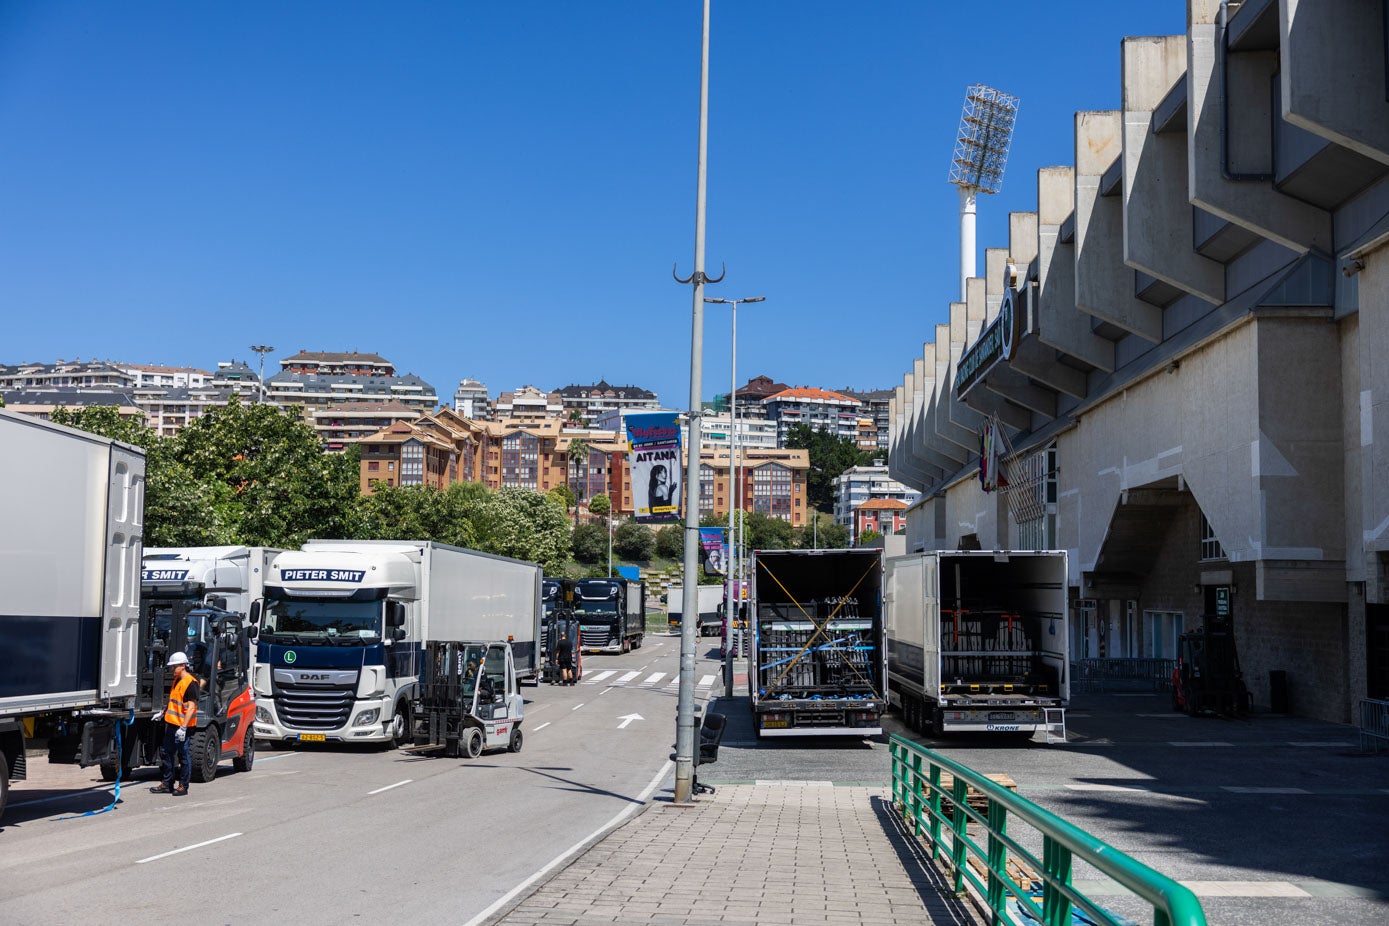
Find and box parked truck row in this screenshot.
[667,585,724,637]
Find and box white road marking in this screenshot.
[598,688,612,696]
[617,713,644,729]
[1288,741,1355,747]
[368,779,413,796]
[1066,783,1149,792]
[256,752,302,762]
[1169,741,1231,747]
[460,760,673,926]
[697,674,717,688]
[571,703,585,711]
[616,671,641,684]
[136,832,242,864]
[585,670,616,685]
[641,673,665,687]
[534,722,551,731]
[1181,881,1311,897]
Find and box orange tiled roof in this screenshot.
[765,386,858,403]
[856,498,909,511]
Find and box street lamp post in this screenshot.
[705,295,764,697]
[249,345,274,404]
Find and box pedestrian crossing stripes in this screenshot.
[582,670,718,689]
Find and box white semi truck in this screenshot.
[666,584,724,636]
[142,546,280,623]
[884,550,1070,737]
[251,540,541,747]
[0,410,145,819]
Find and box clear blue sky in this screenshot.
[1,2,1186,408]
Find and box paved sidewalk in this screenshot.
[493,782,975,926]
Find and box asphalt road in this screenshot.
[0,631,726,926]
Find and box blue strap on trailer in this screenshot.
[57,709,134,821]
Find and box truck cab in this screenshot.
[574,578,645,654]
[252,546,418,746]
[408,641,525,758]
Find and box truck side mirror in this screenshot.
[206,595,229,611]
[247,625,259,640]
[387,601,406,628]
[249,600,263,626]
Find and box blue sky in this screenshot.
[0,2,1187,408]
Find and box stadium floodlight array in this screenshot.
[948,85,1020,301]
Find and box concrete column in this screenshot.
[908,356,956,478]
[1122,36,1225,304]
[1187,0,1331,253]
[1033,165,1114,380]
[1075,111,1164,342]
[911,348,967,472]
[1280,0,1389,166]
[933,323,983,453]
[895,376,938,488]
[888,387,929,490]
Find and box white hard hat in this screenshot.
[167,651,190,667]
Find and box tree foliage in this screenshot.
[571,523,609,564]
[783,423,872,513]
[857,528,883,547]
[613,521,655,560]
[744,510,794,550]
[468,488,572,571]
[796,511,849,549]
[654,524,683,559]
[547,484,576,511]
[588,494,611,517]
[352,482,484,547]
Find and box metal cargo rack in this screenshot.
[938,608,1060,696]
[756,597,880,700]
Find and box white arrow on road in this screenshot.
[617,713,644,729]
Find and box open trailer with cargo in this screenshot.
[884,550,1069,737]
[747,549,887,738]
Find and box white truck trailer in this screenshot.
[666,585,724,636]
[0,410,145,818]
[884,550,1070,737]
[251,540,541,747]
[142,546,280,621]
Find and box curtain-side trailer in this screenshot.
[747,549,887,738]
[0,410,145,819]
[885,550,1069,737]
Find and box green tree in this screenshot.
[745,511,794,550]
[571,522,609,564]
[351,481,481,547]
[796,511,849,549]
[469,488,572,571]
[548,484,576,511]
[857,528,883,547]
[613,521,654,560]
[588,493,611,517]
[654,524,683,559]
[784,423,872,513]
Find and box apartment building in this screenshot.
[313,401,421,451]
[854,499,908,542]
[280,350,395,377]
[887,1,1389,722]
[494,386,563,420]
[762,386,861,446]
[556,380,660,425]
[832,464,919,530]
[453,377,493,420]
[840,387,893,450]
[695,447,810,526]
[264,371,438,416]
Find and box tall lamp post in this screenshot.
[249,345,274,404]
[705,295,764,696]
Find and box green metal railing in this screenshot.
[889,735,1207,926]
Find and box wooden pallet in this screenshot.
[936,771,1017,819]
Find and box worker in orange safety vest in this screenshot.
[150,651,199,797]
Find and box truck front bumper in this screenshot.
[253,697,394,744]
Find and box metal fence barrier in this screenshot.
[1360,698,1389,754]
[1071,658,1176,694]
[890,735,1207,926]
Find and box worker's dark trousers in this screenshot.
[159,725,191,789]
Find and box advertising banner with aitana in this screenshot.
[626,412,682,524]
[698,526,727,575]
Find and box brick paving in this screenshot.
[493,782,975,926]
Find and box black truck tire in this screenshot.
[463,728,483,759]
[190,727,220,783]
[508,729,523,753]
[389,700,411,748]
[99,722,140,782]
[232,725,255,773]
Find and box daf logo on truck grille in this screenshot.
[300,673,330,681]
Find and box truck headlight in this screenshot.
[354,709,380,727]
[256,705,271,723]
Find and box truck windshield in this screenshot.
[259,598,383,645]
[574,600,617,615]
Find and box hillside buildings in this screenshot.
[556,380,660,425]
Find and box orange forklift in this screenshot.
[85,599,257,783]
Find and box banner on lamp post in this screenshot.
[698,526,727,575]
[627,412,682,524]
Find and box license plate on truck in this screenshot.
[762,720,788,728]
[298,733,326,742]
[988,712,1016,722]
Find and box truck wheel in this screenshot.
[508,729,523,753]
[99,728,138,782]
[190,727,220,783]
[232,726,255,773]
[930,709,945,739]
[389,701,411,748]
[463,728,483,759]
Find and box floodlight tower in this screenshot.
[949,85,1020,301]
